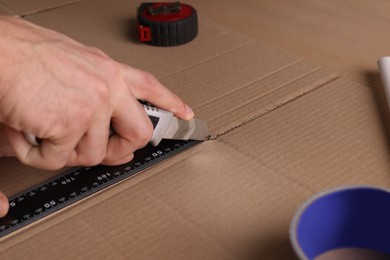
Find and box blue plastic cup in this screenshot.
[290,186,390,259]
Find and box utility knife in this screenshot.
[24,104,210,146]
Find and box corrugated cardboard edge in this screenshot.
[21,0,85,17]
[210,75,338,140]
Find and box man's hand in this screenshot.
[0,16,194,217]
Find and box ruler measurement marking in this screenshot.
[0,140,198,238]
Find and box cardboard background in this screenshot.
[0,0,83,16]
[0,2,12,15]
[1,0,390,259]
[191,0,390,86]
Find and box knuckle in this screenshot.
[93,81,110,104]
[88,46,109,58]
[19,151,68,171]
[100,57,120,76]
[62,93,94,122]
[102,152,134,166]
[142,121,154,142]
[53,159,68,170]
[140,71,159,87]
[43,157,68,170]
[133,122,153,147]
[82,156,101,166]
[46,150,71,169]
[93,149,107,165]
[80,148,106,166]
[65,107,91,134]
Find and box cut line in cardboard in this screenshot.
[0,0,85,16]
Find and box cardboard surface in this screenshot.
[1,0,390,259]
[0,2,12,15]
[0,0,83,16]
[191,0,390,86]
[0,141,308,259]
[220,77,390,192]
[26,4,255,79]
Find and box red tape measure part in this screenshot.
[137,2,198,47]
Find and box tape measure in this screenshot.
[137,2,198,46]
[0,140,198,238]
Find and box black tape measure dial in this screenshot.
[137,2,198,46]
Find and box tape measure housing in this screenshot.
[137,2,198,46]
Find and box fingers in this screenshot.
[5,127,80,170]
[102,91,153,165]
[120,64,194,120]
[4,77,153,168]
[0,190,9,218]
[0,16,173,170]
[4,63,188,169]
[66,118,110,167]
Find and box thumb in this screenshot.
[0,191,9,217]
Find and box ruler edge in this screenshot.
[0,140,200,240]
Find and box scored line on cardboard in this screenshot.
[210,75,338,140]
[20,0,85,17]
[193,58,307,111]
[205,66,328,123]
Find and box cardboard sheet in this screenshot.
[219,77,390,192]
[0,0,83,16]
[0,2,12,15]
[0,0,389,259]
[191,0,390,86]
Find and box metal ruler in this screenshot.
[0,139,199,238]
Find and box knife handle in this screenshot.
[23,105,174,147]
[142,104,173,146]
